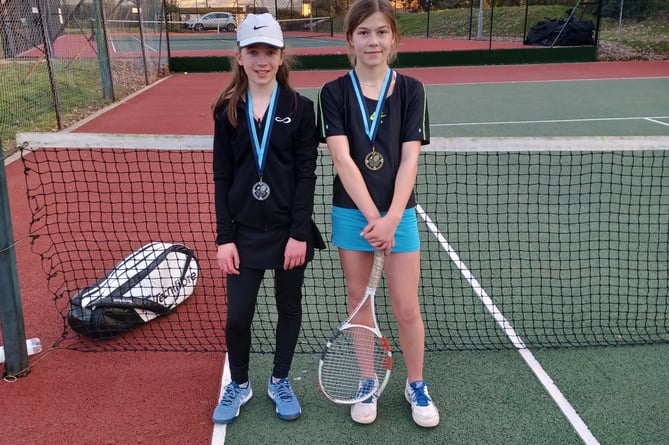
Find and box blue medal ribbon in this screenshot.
[349,68,392,149]
[247,82,279,179]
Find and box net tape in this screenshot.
[16,133,669,353]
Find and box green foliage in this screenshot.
[397,5,583,37]
[164,2,180,15]
[433,1,471,8]
[601,0,669,20]
[598,10,669,54]
[0,61,105,151]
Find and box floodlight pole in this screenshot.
[476,0,484,40]
[617,0,624,43]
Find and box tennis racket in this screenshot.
[318,250,392,404]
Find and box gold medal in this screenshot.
[349,69,392,172]
[364,149,384,171]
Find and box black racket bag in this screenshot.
[68,242,199,338]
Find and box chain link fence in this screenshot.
[2,0,666,155]
[1,0,169,154]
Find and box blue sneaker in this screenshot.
[405,380,440,427]
[267,376,301,420]
[351,378,378,424]
[212,380,253,424]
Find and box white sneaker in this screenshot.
[350,378,378,424]
[351,397,377,424]
[405,380,440,428]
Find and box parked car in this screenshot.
[187,12,236,32]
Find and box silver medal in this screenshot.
[252,181,270,201]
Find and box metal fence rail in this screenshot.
[5,0,661,155]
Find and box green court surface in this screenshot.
[223,77,669,444]
[11,73,668,445]
[301,77,669,138]
[109,26,344,53]
[424,78,669,137]
[224,346,668,444]
[111,34,346,52]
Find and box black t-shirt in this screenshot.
[318,71,430,211]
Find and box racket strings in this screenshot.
[319,326,391,403]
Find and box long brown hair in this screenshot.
[344,0,401,66]
[211,50,295,126]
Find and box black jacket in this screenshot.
[213,87,320,247]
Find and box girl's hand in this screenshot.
[361,215,397,255]
[284,237,307,270]
[217,243,240,275]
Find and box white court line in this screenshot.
[130,35,158,53]
[645,117,669,127]
[432,116,669,127]
[107,35,158,53]
[423,76,669,87]
[416,204,600,445]
[211,353,231,445]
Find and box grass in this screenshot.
[2,5,667,157]
[597,15,669,57]
[397,5,669,57]
[0,60,108,155]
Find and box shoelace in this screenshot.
[410,384,431,407]
[220,382,240,405]
[273,379,296,402]
[356,379,378,403]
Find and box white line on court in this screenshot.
[133,36,158,53]
[416,204,600,445]
[423,76,669,88]
[645,117,669,127]
[211,354,231,445]
[432,116,669,127]
[122,36,158,53]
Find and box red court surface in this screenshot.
[2,59,668,445]
[71,61,669,136]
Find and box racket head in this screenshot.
[318,324,392,404]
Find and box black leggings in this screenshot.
[225,265,305,384]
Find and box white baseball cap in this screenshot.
[237,13,284,49]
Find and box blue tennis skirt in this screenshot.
[331,206,420,253]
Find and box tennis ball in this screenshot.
[184,71,189,75]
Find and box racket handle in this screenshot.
[368,250,385,288]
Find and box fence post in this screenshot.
[37,0,63,129]
[0,143,30,378]
[617,0,624,43]
[93,0,114,101]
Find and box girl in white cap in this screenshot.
[211,13,324,424]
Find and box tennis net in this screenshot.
[17,133,669,353]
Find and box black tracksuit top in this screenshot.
[213,87,319,246]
